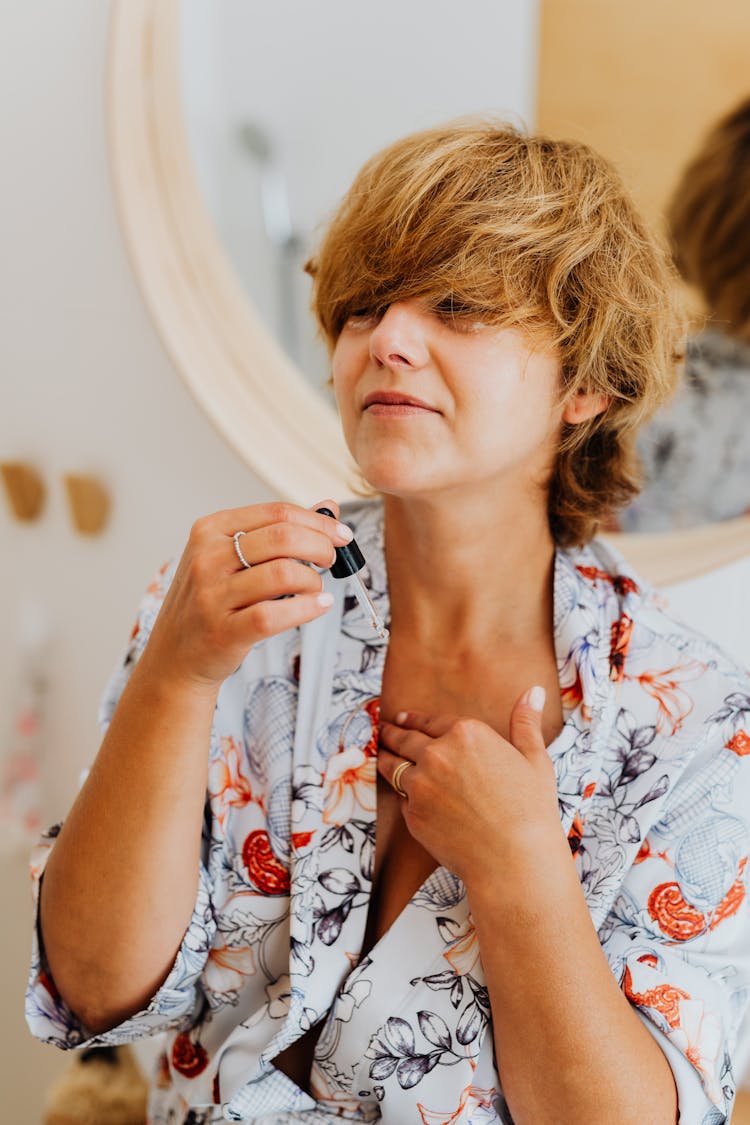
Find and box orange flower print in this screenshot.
[560,671,584,714]
[39,968,60,1002]
[360,696,381,757]
[726,729,750,756]
[442,915,481,978]
[208,737,259,829]
[609,613,633,682]
[648,881,706,941]
[171,1031,209,1078]
[146,560,170,597]
[322,746,377,825]
[559,630,598,720]
[576,564,612,584]
[710,857,747,928]
[568,813,585,856]
[418,1080,496,1124]
[648,857,747,940]
[634,661,704,735]
[204,942,256,996]
[622,965,689,1028]
[670,999,724,1107]
[575,565,639,599]
[242,829,290,895]
[156,1050,171,1089]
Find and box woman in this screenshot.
[619,95,750,531]
[27,123,750,1124]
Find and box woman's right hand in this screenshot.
[142,500,351,692]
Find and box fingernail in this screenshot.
[335,522,354,542]
[317,592,334,607]
[526,686,546,712]
[394,711,408,724]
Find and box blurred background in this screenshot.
[2,2,749,1119]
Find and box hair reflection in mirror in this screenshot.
[618,96,750,532]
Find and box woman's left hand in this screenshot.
[377,687,564,886]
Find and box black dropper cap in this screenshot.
[316,507,366,579]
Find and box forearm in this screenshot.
[39,653,218,1033]
[465,829,678,1125]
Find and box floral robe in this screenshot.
[26,500,750,1124]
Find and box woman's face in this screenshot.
[331,299,566,503]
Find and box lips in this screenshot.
[362,391,438,411]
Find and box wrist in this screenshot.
[131,649,222,710]
[461,821,572,911]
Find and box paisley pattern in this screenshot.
[26,500,750,1124]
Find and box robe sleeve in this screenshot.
[25,560,218,1049]
[600,727,750,1124]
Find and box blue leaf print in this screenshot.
[418,1010,452,1051]
[633,773,670,810]
[396,1052,441,1089]
[318,868,361,896]
[369,1054,399,1080]
[382,1016,415,1056]
[456,1000,485,1045]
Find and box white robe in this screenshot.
[26,500,750,1123]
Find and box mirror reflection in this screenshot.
[179,0,539,390]
[180,0,750,539]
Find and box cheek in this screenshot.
[331,340,360,410]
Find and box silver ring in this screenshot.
[392,760,414,798]
[232,531,252,569]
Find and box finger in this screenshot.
[508,685,548,760]
[377,748,415,796]
[229,589,334,646]
[310,498,340,520]
[231,522,341,572]
[389,710,458,738]
[201,502,354,546]
[227,557,324,609]
[378,721,430,762]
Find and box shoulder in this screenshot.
[564,537,750,735]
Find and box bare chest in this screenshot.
[363,640,563,954]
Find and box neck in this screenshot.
[382,487,556,653]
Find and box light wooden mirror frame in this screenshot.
[106,0,750,589]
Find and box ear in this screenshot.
[562,390,610,425]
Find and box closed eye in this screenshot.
[343,306,388,330]
[431,296,489,332]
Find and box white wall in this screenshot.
[0,5,272,1118]
[181,0,540,385]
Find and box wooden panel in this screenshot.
[537,0,750,226]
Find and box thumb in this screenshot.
[509,685,547,759]
[312,498,340,520]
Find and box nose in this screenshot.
[369,301,430,370]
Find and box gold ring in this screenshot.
[392,760,414,798]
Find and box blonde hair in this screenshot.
[307,121,686,545]
[667,96,750,340]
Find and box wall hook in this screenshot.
[0,461,46,522]
[63,473,111,535]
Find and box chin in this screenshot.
[358,464,444,497]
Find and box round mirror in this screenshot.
[107,0,537,503]
[107,0,750,586]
